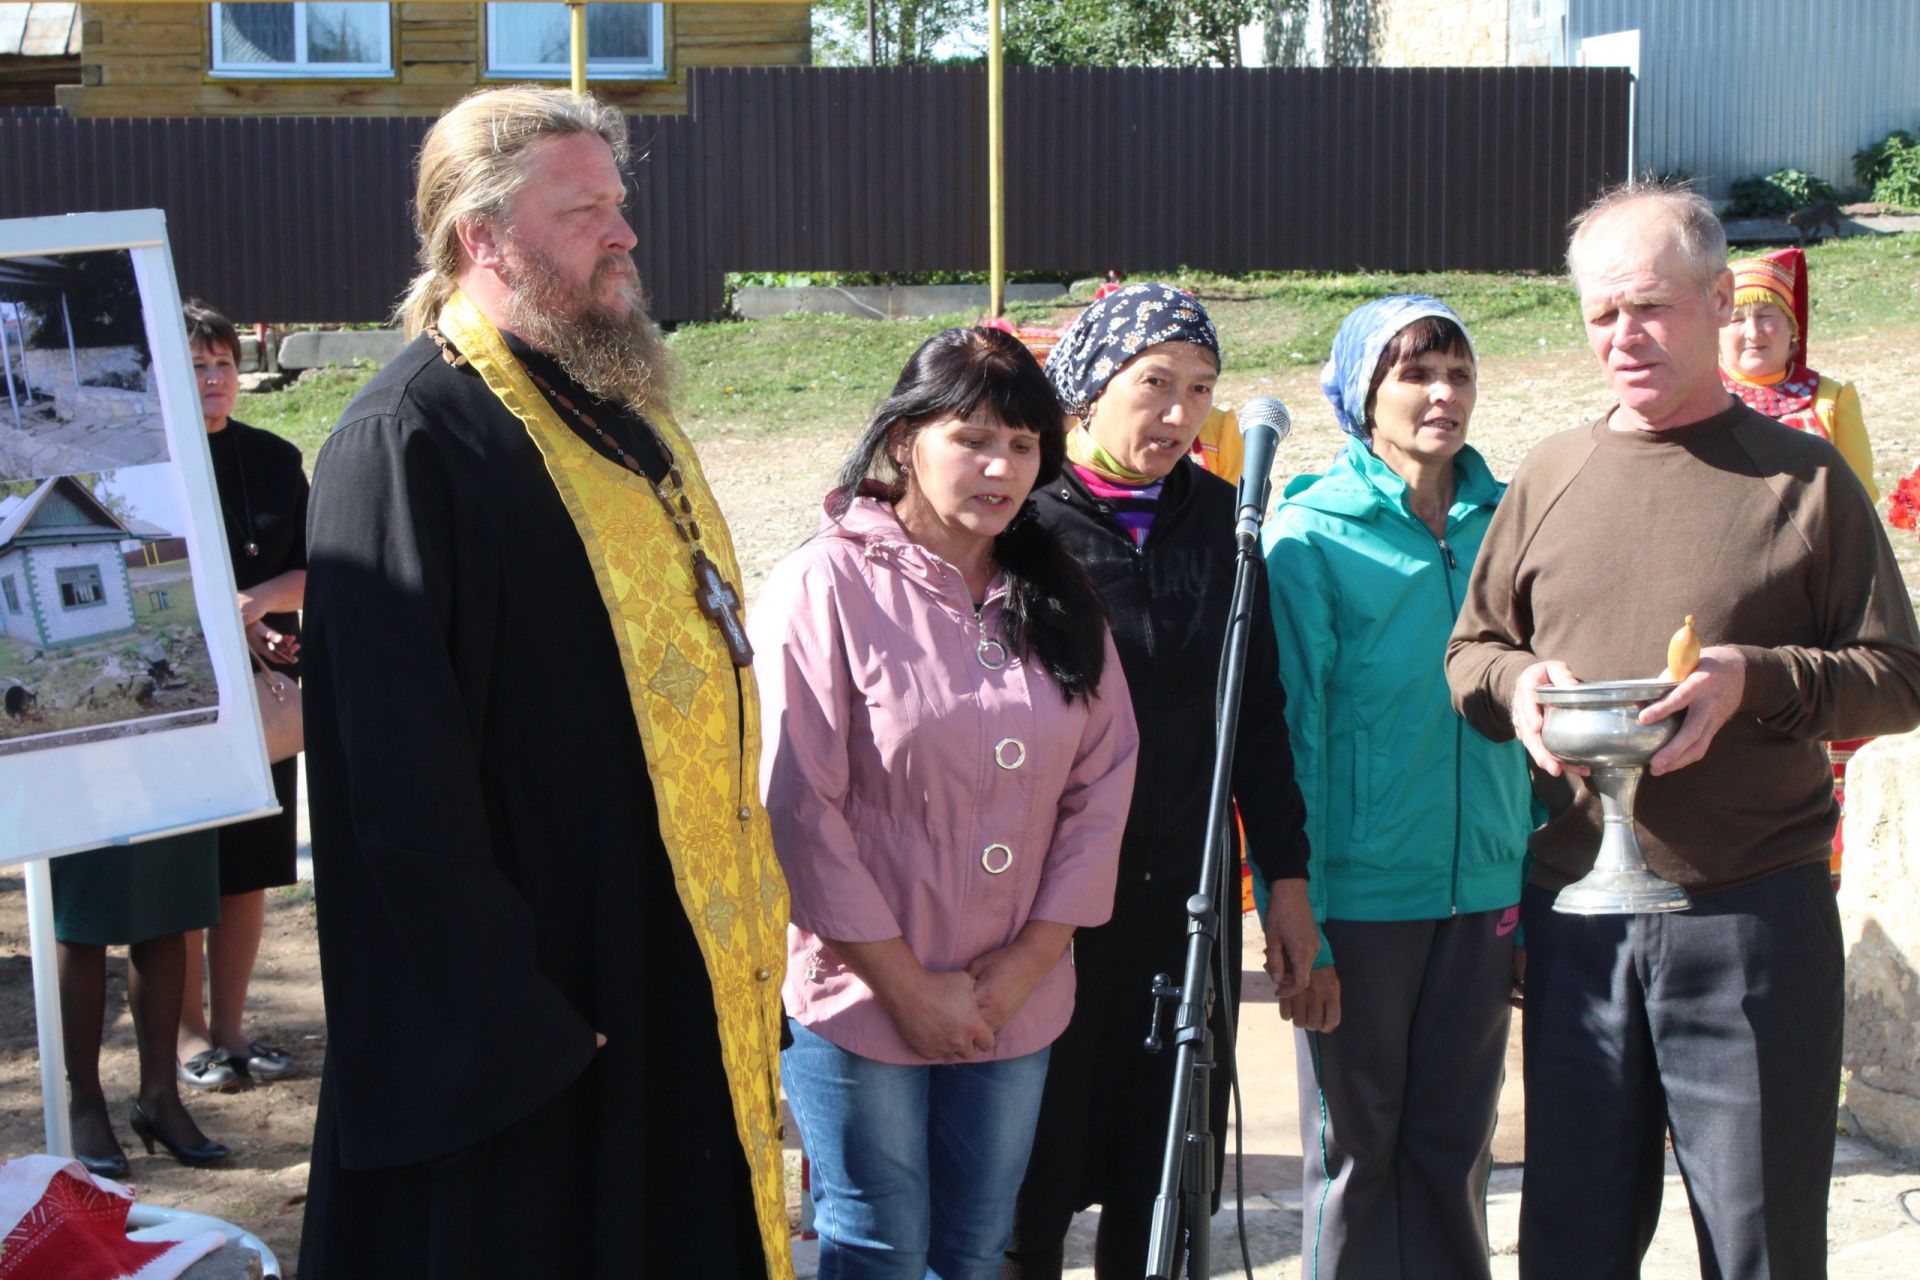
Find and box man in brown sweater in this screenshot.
[1447,184,1920,1279]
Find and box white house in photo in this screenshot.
[0,474,141,648]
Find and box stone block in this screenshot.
[54,383,157,426]
[278,329,408,371]
[1842,1079,1920,1164]
[1839,728,1920,1160]
[181,1245,264,1280]
[731,283,1070,322]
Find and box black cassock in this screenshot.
[298,337,766,1278]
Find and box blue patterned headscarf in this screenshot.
[1321,295,1475,438]
[1045,282,1220,418]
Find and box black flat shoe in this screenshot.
[75,1148,130,1180]
[129,1102,230,1168]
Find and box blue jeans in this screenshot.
[783,1018,1051,1280]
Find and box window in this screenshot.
[56,565,105,610]
[210,3,393,78]
[1,575,18,615]
[486,3,666,80]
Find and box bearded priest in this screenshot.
[297,86,791,1279]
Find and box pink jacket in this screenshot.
[750,495,1139,1065]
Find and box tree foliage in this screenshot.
[813,0,980,66]
[1267,0,1384,68]
[0,473,134,524]
[1003,0,1259,69]
[812,0,1385,70]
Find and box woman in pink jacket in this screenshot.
[751,325,1139,1280]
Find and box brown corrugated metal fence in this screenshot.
[1,66,1630,325]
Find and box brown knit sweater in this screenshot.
[1447,398,1920,895]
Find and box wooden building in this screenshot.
[52,2,811,117]
[0,3,81,107]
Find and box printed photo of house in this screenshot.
[0,473,145,648]
[1,468,217,754]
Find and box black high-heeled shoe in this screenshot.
[129,1101,230,1168]
[75,1148,130,1180]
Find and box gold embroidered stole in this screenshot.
[439,294,793,1276]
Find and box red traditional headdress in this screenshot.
[1721,247,1820,420]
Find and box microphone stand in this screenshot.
[1144,525,1266,1280]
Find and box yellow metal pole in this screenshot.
[569,1,588,95]
[988,0,1005,317]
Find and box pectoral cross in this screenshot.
[693,551,754,667]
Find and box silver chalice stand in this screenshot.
[1537,680,1692,914]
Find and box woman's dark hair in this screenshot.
[833,325,1109,702]
[182,299,241,362]
[1362,314,1473,434]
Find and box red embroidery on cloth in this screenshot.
[0,1159,219,1280]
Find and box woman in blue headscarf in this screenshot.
[1262,296,1532,1279]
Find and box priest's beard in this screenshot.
[498,237,675,419]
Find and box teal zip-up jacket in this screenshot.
[1261,438,1531,965]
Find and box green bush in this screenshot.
[1725,168,1840,218]
[1852,129,1915,186]
[1853,129,1920,209]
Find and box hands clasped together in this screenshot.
[848,923,1077,1063]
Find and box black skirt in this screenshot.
[216,754,299,895]
[1013,871,1242,1231]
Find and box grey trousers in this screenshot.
[1297,910,1517,1280]
[1517,862,1843,1280]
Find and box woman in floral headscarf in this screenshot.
[1719,246,1878,500]
[1719,247,1878,885]
[1262,295,1532,1280]
[1002,283,1317,1279]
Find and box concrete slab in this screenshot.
[732,283,1070,322]
[0,398,169,479]
[277,330,407,372]
[1722,211,1920,245]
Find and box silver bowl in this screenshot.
[1538,680,1691,915]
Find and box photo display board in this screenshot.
[0,210,277,863]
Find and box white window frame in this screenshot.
[56,565,105,611]
[2,574,19,614]
[208,3,394,79]
[484,3,667,81]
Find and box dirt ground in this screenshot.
[0,876,322,1269]
[0,330,1915,1274]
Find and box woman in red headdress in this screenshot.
[1719,246,1878,886]
[1719,246,1878,499]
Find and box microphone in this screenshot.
[1233,396,1291,548]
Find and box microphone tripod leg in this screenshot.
[1181,1043,1215,1279]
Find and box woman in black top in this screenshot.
[1003,284,1318,1278]
[174,302,308,1090]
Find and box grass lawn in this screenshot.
[240,233,1920,472]
[0,635,32,669]
[131,564,198,626]
[238,363,384,463]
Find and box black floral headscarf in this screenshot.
[1044,282,1220,418]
